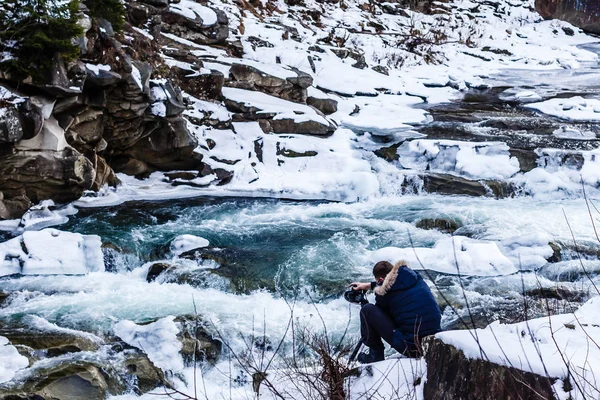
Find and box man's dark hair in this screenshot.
[373,261,393,280]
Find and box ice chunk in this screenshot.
[170,234,210,255]
[0,229,105,277]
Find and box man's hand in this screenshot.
[349,282,370,291]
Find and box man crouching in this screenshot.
[349,260,442,363]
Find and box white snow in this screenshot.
[398,140,521,180]
[169,0,218,26]
[85,63,111,75]
[184,94,231,122]
[348,356,426,400]
[368,236,518,276]
[222,87,332,126]
[436,296,600,400]
[0,229,104,277]
[514,91,542,102]
[114,316,183,372]
[170,234,210,255]
[516,148,600,197]
[0,336,29,384]
[335,94,431,133]
[526,96,600,121]
[131,65,143,90]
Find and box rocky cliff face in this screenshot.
[536,0,600,34]
[0,3,208,218]
[0,0,340,219]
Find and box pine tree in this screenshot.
[85,0,126,31]
[0,0,83,83]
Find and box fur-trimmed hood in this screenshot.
[374,260,419,296]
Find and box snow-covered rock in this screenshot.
[0,228,104,277]
[368,236,518,276]
[398,140,521,181]
[170,234,210,255]
[0,336,29,384]
[430,296,600,400]
[114,316,183,372]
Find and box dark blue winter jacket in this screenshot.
[374,262,442,339]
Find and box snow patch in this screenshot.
[398,140,520,180]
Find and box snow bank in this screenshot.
[85,63,111,75]
[436,296,600,400]
[0,229,104,277]
[114,316,183,372]
[368,236,518,276]
[526,96,600,121]
[398,140,520,180]
[75,125,380,206]
[0,336,29,384]
[348,356,426,400]
[170,234,209,255]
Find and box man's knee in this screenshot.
[360,303,378,318]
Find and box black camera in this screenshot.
[344,287,368,305]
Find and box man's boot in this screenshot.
[357,346,384,364]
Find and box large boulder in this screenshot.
[223,87,337,136]
[121,116,203,171]
[536,0,600,34]
[2,363,111,400]
[409,173,514,198]
[0,148,95,210]
[174,68,224,101]
[175,315,222,365]
[0,318,102,356]
[423,337,559,400]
